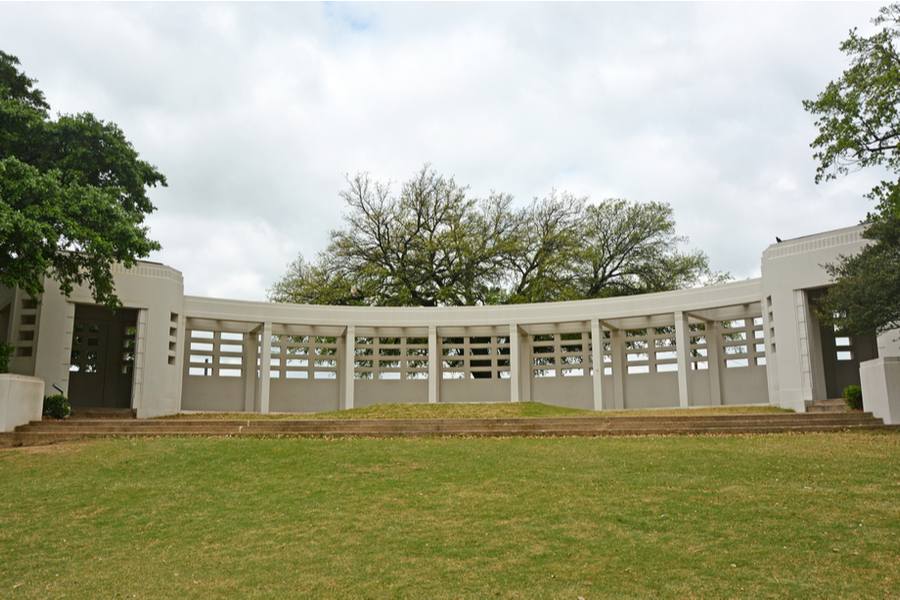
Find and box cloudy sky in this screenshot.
[1,2,889,301]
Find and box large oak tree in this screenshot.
[0,51,165,307]
[803,4,900,335]
[270,165,722,307]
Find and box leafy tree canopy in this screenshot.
[0,51,165,307]
[803,5,900,335]
[269,165,724,307]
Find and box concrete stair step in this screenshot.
[806,399,850,413]
[68,408,137,420]
[2,412,895,447]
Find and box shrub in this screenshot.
[0,343,13,374]
[43,394,71,419]
[842,385,863,411]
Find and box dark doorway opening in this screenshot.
[807,289,878,399]
[68,305,138,409]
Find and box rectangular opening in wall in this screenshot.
[726,358,749,368]
[627,365,650,374]
[656,363,678,373]
[191,330,214,339]
[534,369,556,378]
[835,337,851,347]
[836,351,853,361]
[691,361,708,370]
[724,345,748,355]
[756,357,767,366]
[562,368,583,377]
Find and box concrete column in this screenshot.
[131,309,149,411]
[675,311,692,408]
[609,327,626,410]
[591,319,604,411]
[243,327,258,413]
[257,322,272,414]
[509,323,520,403]
[519,326,532,403]
[341,325,356,410]
[705,320,723,405]
[428,325,439,403]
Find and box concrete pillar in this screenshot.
[705,320,723,405]
[428,325,439,403]
[609,327,626,410]
[243,327,258,413]
[131,309,149,411]
[675,311,692,408]
[257,322,272,414]
[509,323,520,403]
[519,326,532,403]
[341,325,356,410]
[591,319,604,411]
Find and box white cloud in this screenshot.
[0,1,888,300]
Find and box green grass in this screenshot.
[2,432,898,598]
[163,401,793,420]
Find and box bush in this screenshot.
[0,343,13,374]
[843,385,863,411]
[43,394,71,419]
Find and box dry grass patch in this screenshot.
[161,401,792,420]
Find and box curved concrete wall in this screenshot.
[3,223,894,417]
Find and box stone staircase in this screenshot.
[805,399,850,413]
[2,411,896,447]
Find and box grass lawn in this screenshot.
[1,431,898,598]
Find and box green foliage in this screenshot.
[804,5,900,335]
[0,51,165,308]
[269,164,724,307]
[41,394,70,419]
[820,215,900,335]
[0,342,12,373]
[843,385,864,410]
